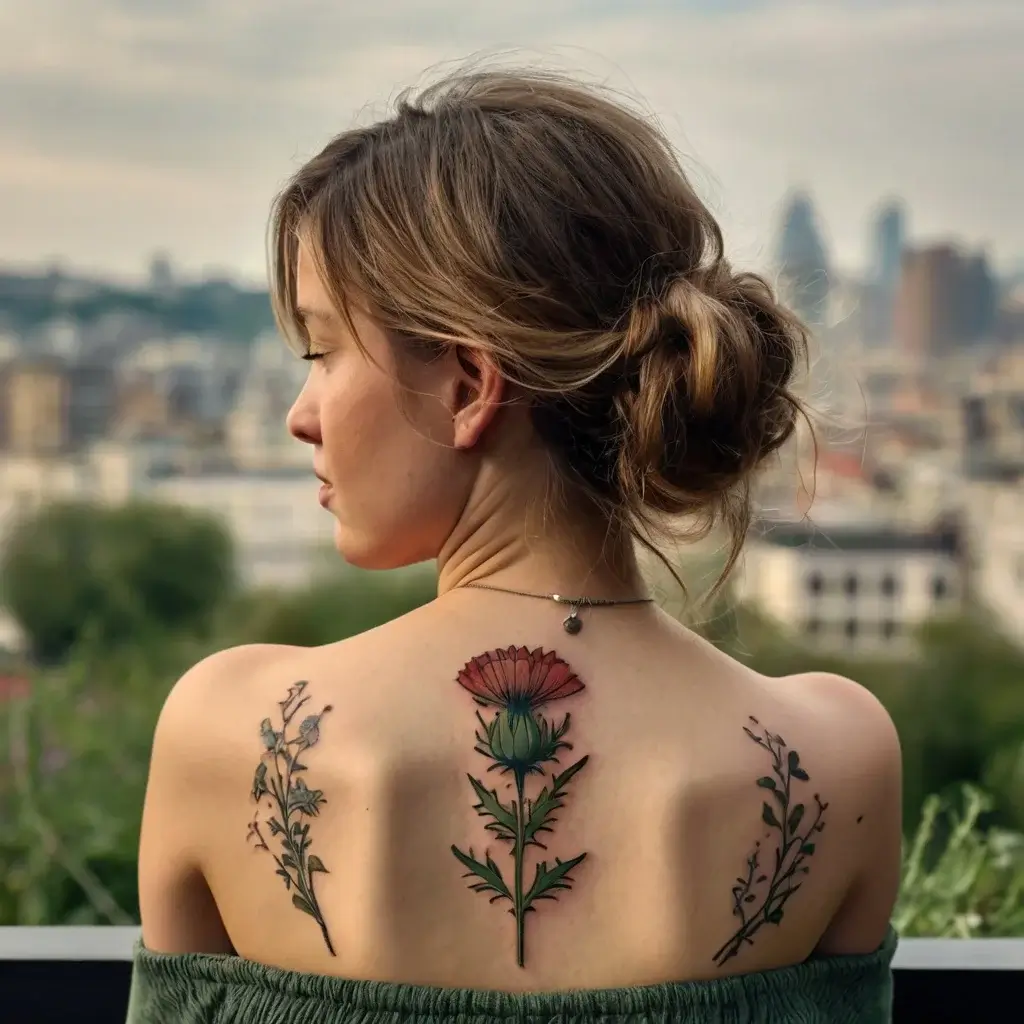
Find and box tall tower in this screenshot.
[864,199,906,344]
[774,191,830,326]
[870,200,905,291]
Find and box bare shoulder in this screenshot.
[780,670,902,771]
[762,670,903,954]
[154,644,305,734]
[747,669,902,818]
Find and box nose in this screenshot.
[286,380,322,447]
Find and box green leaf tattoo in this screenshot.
[451,646,589,968]
[712,716,828,967]
[246,680,336,956]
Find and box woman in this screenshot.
[128,68,901,1023]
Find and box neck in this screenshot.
[436,466,646,601]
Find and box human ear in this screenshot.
[450,345,505,451]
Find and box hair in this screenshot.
[269,67,811,594]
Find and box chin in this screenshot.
[331,520,433,572]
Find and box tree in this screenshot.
[0,632,209,925]
[217,566,435,649]
[0,501,236,662]
[0,566,436,926]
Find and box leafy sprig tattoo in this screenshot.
[712,716,828,967]
[451,646,589,968]
[247,681,335,955]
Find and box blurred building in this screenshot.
[149,251,177,299]
[146,469,335,588]
[861,200,906,345]
[226,332,308,471]
[735,519,962,657]
[870,201,906,294]
[996,280,1024,345]
[0,358,70,454]
[68,360,116,444]
[113,378,174,440]
[0,355,116,454]
[963,477,1024,646]
[961,347,1024,475]
[895,244,998,357]
[774,191,830,326]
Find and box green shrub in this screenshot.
[0,501,235,662]
[894,784,1024,937]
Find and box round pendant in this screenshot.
[563,613,582,635]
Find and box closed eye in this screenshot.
[301,352,325,362]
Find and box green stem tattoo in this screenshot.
[450,646,589,968]
[246,681,335,956]
[514,771,526,967]
[712,716,828,967]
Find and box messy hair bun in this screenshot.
[531,262,806,582]
[270,66,809,590]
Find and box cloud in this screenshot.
[0,0,1019,281]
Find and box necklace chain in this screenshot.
[460,582,654,635]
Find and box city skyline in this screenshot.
[1,0,1021,284]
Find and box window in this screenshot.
[881,619,897,640]
[932,575,949,601]
[806,572,824,595]
[806,618,821,635]
[880,574,897,597]
[843,573,859,597]
[845,619,859,640]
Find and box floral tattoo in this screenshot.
[712,716,828,967]
[451,646,589,968]
[247,681,336,955]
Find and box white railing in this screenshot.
[1,927,1024,969]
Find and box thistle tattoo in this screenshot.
[712,716,828,967]
[247,681,335,955]
[451,646,589,968]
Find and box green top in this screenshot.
[126,927,897,1023]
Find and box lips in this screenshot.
[314,471,332,508]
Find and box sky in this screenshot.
[0,0,1020,286]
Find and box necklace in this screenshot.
[461,582,654,635]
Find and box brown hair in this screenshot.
[269,68,809,592]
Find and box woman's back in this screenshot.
[132,64,902,1021]
[141,591,900,992]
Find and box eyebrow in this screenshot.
[295,305,339,326]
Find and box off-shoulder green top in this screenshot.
[126,926,897,1023]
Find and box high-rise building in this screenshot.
[960,252,998,341]
[869,201,905,293]
[895,244,998,357]
[862,200,906,344]
[774,191,830,326]
[149,251,176,298]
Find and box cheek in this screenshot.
[318,369,473,567]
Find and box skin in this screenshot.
[137,245,902,991]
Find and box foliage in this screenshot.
[0,501,236,663]
[895,784,1024,937]
[216,565,435,648]
[0,633,207,925]
[713,604,1024,836]
[0,522,1021,937]
[0,565,430,926]
[0,272,274,343]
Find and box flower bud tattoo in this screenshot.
[451,646,589,968]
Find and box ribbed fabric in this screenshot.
[125,927,896,1023]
